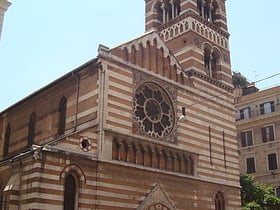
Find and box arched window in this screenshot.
[215,191,225,210]
[154,0,180,24]
[204,46,211,74]
[4,124,10,157]
[58,96,67,135]
[28,112,36,147]
[211,50,220,78]
[204,45,221,79]
[197,0,220,24]
[64,174,78,210]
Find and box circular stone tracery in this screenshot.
[134,82,175,139]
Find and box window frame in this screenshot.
[260,101,275,115]
[268,153,278,171]
[275,186,280,198]
[240,107,251,119]
[262,125,275,142]
[215,191,225,210]
[64,173,79,210]
[246,157,256,174]
[241,130,253,147]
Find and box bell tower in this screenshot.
[145,0,232,86]
[0,0,11,39]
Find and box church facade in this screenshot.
[0,0,240,209]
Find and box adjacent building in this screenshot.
[235,85,280,196]
[0,0,241,209]
[0,0,10,39]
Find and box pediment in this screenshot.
[105,31,183,79]
[137,184,177,210]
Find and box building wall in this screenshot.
[235,86,280,190]
[0,0,241,209]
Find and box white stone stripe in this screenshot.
[109,70,132,84]
[107,99,131,111]
[108,89,131,102]
[109,80,132,93]
[107,106,131,119]
[66,107,97,123]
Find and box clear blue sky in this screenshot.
[0,1,280,111]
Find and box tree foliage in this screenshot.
[240,174,280,210]
[232,71,248,87]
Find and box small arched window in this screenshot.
[155,0,180,24]
[4,124,11,157]
[28,112,36,147]
[211,50,220,78]
[204,47,211,73]
[197,0,220,24]
[215,191,225,210]
[64,174,78,210]
[58,96,67,135]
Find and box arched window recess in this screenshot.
[154,0,181,24]
[197,0,220,24]
[215,191,225,210]
[28,112,36,147]
[203,45,221,79]
[64,173,79,210]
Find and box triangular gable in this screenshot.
[97,31,184,82]
[137,184,177,210]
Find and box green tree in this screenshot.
[240,174,280,210]
[232,71,247,87]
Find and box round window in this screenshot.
[134,82,175,139]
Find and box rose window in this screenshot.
[134,82,175,139]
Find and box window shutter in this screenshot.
[271,101,275,112]
[248,131,253,145]
[241,132,246,147]
[270,126,274,141]
[262,127,267,142]
[260,104,264,115]
[240,110,244,120]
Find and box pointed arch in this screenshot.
[131,45,137,64]
[197,0,222,25]
[28,112,36,147]
[58,96,67,135]
[60,164,86,183]
[154,1,163,25]
[215,191,225,210]
[211,50,221,79]
[3,124,11,157]
[64,173,78,210]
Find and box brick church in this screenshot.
[0,0,241,209]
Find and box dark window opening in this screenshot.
[246,157,256,174]
[28,112,36,147]
[204,47,220,79]
[275,186,280,198]
[197,0,220,24]
[64,174,77,210]
[215,191,225,210]
[4,124,11,157]
[155,0,181,24]
[58,96,67,135]
[268,153,278,171]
